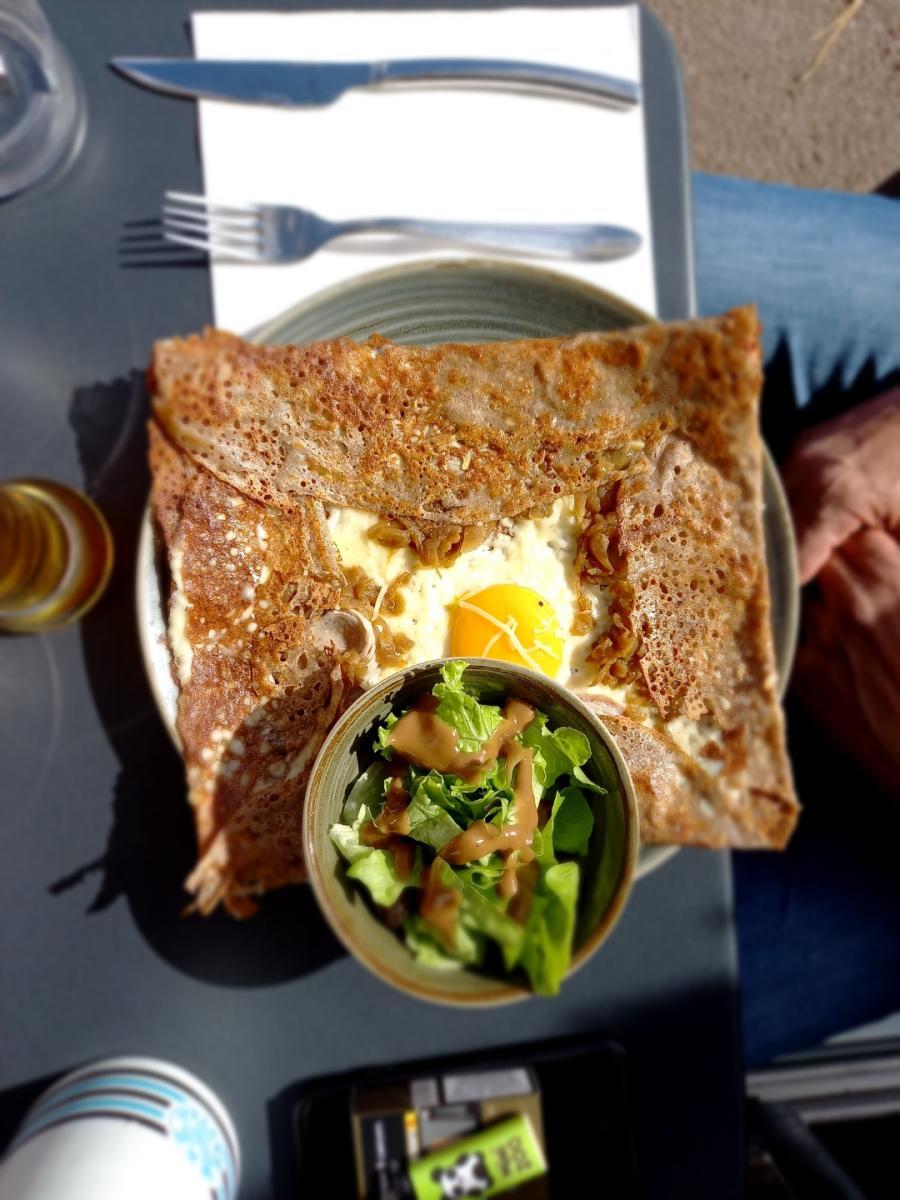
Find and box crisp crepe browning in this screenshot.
[148,306,798,913]
[579,694,796,849]
[149,424,361,915]
[152,316,766,527]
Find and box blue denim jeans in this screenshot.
[693,172,900,1066]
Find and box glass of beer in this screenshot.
[0,479,113,633]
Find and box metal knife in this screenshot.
[111,57,640,110]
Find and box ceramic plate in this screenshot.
[137,258,799,880]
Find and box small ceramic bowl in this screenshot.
[304,658,639,1006]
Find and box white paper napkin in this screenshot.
[192,7,655,334]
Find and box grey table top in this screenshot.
[0,3,740,1197]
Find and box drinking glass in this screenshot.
[0,1056,240,1200]
[0,0,85,199]
[0,479,113,632]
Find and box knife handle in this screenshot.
[370,58,640,109]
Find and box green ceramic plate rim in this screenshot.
[246,256,655,344]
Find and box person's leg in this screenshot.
[693,173,900,1067]
[733,700,900,1067]
[693,172,900,459]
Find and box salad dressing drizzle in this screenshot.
[440,749,537,865]
[387,695,534,782]
[507,859,541,924]
[388,694,540,937]
[391,838,416,881]
[360,769,414,873]
[373,772,412,836]
[420,863,462,949]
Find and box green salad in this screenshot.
[329,662,606,995]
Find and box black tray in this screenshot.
[285,1032,639,1198]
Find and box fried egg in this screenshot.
[327,500,727,769]
[452,583,565,676]
[326,499,611,690]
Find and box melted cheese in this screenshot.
[169,540,193,686]
[666,715,725,776]
[327,498,610,688]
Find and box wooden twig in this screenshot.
[797,0,867,85]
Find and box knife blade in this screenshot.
[111,57,640,110]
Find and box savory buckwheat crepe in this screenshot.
[148,305,797,915]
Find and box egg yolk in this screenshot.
[450,584,565,677]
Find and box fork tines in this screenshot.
[162,191,262,260]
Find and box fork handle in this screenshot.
[332,217,641,261]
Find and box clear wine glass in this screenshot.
[0,0,85,199]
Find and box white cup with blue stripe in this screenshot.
[0,1057,239,1200]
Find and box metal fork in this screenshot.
[161,192,641,264]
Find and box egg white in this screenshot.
[326,498,613,691]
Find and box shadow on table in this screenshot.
[0,1071,62,1154]
[117,217,209,270]
[48,373,343,988]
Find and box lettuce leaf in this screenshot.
[347,850,410,908]
[432,660,503,752]
[521,713,590,789]
[409,763,512,828]
[330,804,375,865]
[530,785,595,866]
[457,859,507,893]
[341,762,390,824]
[430,858,524,972]
[405,770,466,825]
[572,764,607,795]
[404,915,485,969]
[373,711,399,758]
[406,780,463,851]
[330,803,419,907]
[521,713,607,804]
[520,862,580,996]
[552,786,595,856]
[530,796,561,868]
